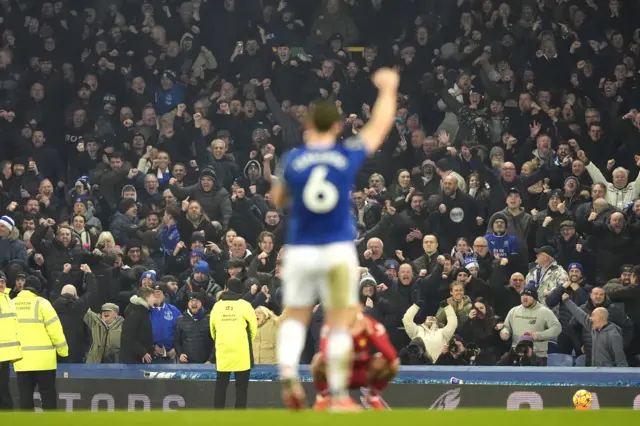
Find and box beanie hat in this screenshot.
[517,333,534,348]
[360,273,376,286]
[118,198,137,214]
[464,256,479,270]
[549,189,564,201]
[0,216,15,231]
[564,176,579,187]
[141,270,157,283]
[188,292,205,303]
[190,250,206,259]
[491,212,508,226]
[489,146,505,159]
[226,277,244,294]
[521,284,539,300]
[153,282,169,295]
[568,262,584,275]
[384,259,399,270]
[194,260,210,274]
[25,275,42,293]
[200,167,217,182]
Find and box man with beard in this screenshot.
[436,175,479,253]
[545,263,591,354]
[176,199,218,246]
[557,176,588,214]
[484,212,518,262]
[393,192,431,260]
[536,220,587,272]
[414,159,440,198]
[604,265,634,293]
[174,292,214,364]
[587,212,633,284]
[500,285,561,365]
[170,166,232,229]
[30,220,86,286]
[571,286,633,366]
[177,261,220,312]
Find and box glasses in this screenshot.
[129,249,141,254]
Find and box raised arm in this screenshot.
[358,69,400,156]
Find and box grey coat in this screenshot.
[0,226,27,268]
[564,300,628,367]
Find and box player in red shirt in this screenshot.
[312,311,399,410]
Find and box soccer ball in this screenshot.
[573,389,592,409]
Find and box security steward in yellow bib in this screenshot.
[210,278,257,409]
[0,271,22,410]
[13,276,68,410]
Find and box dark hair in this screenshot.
[165,205,181,220]
[227,258,246,270]
[137,286,154,299]
[160,275,178,284]
[309,102,340,132]
[633,265,640,280]
[110,151,124,161]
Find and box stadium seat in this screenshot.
[574,354,586,367]
[547,353,574,367]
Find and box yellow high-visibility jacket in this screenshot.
[13,290,68,371]
[0,287,22,363]
[210,295,257,372]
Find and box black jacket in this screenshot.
[51,272,97,363]
[120,295,154,364]
[174,310,214,364]
[30,225,89,286]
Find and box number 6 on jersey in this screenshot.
[303,166,339,213]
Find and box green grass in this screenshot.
[0,410,637,425]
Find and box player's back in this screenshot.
[283,137,366,246]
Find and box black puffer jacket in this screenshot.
[174,310,214,364]
[120,295,154,364]
[30,225,89,285]
[51,271,97,363]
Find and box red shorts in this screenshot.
[348,362,369,389]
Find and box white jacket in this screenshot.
[403,304,458,363]
[585,162,640,209]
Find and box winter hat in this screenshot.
[559,220,576,230]
[190,250,206,260]
[101,303,119,314]
[0,271,5,281]
[25,275,42,294]
[118,198,137,214]
[564,176,579,187]
[360,273,376,286]
[162,70,177,83]
[200,167,217,182]
[549,189,564,201]
[188,292,205,303]
[141,270,157,283]
[521,284,539,300]
[103,93,117,105]
[226,278,244,294]
[568,262,584,275]
[489,146,505,159]
[517,333,534,348]
[464,257,479,270]
[0,216,15,231]
[491,212,508,226]
[152,282,169,295]
[384,259,399,270]
[191,232,206,243]
[194,260,210,274]
[421,159,436,169]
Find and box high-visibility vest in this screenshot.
[13,290,68,372]
[0,288,22,363]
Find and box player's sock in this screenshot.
[276,318,306,380]
[326,328,353,400]
[314,378,329,398]
[368,376,390,397]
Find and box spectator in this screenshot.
[435,281,473,329]
[0,216,27,267]
[174,292,214,364]
[562,294,628,367]
[253,306,280,365]
[120,287,155,365]
[525,246,568,307]
[83,303,124,364]
[150,283,181,363]
[403,302,458,365]
[500,285,561,365]
[0,271,21,410]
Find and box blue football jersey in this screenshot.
[282,136,367,246]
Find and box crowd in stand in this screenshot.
[1,0,640,368]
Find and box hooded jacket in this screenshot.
[119,295,154,364]
[403,304,458,363]
[502,301,561,358]
[84,309,124,364]
[109,212,141,246]
[485,213,519,259]
[524,261,568,309]
[253,306,280,365]
[0,225,27,268]
[487,207,533,262]
[564,299,628,366]
[174,308,214,364]
[169,168,232,228]
[571,296,634,365]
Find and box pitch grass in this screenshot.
[0,410,637,425]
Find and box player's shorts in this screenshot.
[348,365,369,389]
[282,241,359,309]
